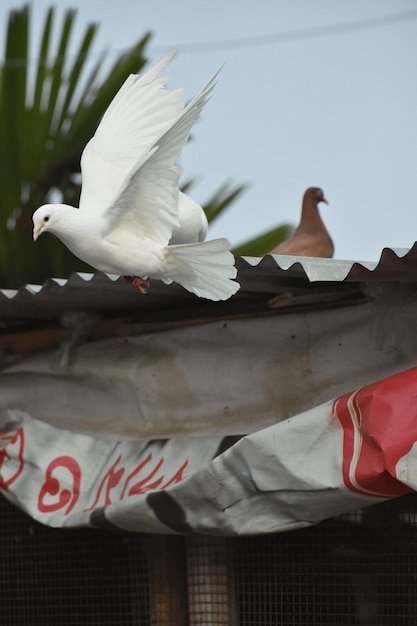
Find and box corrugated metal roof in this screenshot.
[1,244,417,322]
[254,244,417,282]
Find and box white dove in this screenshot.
[32,50,239,301]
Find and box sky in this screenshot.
[2,0,417,262]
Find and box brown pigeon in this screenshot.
[271,187,334,258]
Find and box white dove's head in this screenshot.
[32,204,68,241]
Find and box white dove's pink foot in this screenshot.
[124,275,150,294]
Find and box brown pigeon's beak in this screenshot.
[33,226,42,241]
[321,197,329,205]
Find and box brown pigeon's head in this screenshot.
[307,187,329,205]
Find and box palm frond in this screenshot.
[0,5,149,287]
[232,224,293,257]
[203,180,248,224]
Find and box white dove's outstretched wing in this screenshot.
[33,55,239,301]
[79,50,183,215]
[99,65,221,247]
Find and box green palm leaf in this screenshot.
[0,5,150,287]
[232,224,293,257]
[202,182,292,256]
[203,181,247,224]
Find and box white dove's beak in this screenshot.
[33,226,42,241]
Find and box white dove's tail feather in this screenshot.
[166,238,240,301]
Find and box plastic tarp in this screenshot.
[2,283,417,534]
[1,365,416,534]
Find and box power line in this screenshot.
[153,8,417,54]
[2,8,417,67]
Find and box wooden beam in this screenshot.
[147,535,187,626]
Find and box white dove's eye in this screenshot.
[44,215,50,222]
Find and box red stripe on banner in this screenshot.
[334,368,417,498]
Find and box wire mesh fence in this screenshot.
[0,496,150,626]
[233,494,417,626]
[186,535,238,625]
[1,493,417,625]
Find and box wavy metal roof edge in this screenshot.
[1,242,417,304]
[239,242,417,282]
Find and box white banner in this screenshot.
[1,366,416,534]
